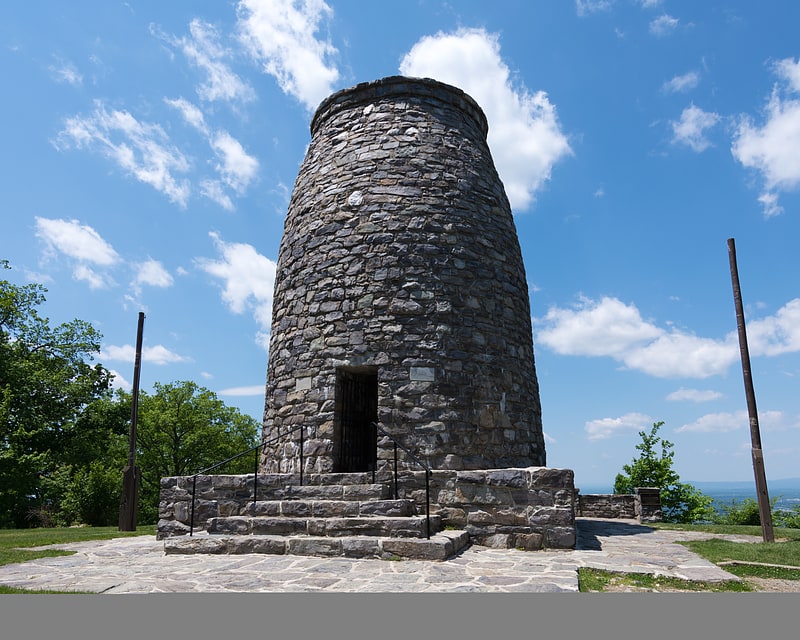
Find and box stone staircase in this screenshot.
[163,474,470,561]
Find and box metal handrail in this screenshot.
[373,423,432,540]
[189,424,305,536]
[187,422,434,541]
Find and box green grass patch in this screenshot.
[0,585,95,594]
[0,525,156,568]
[578,568,753,592]
[650,521,800,541]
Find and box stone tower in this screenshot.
[261,76,545,475]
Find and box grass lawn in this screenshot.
[579,522,800,592]
[0,525,156,593]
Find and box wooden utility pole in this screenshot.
[727,238,774,543]
[119,311,145,531]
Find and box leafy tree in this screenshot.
[614,421,715,524]
[130,381,260,524]
[1,261,112,527]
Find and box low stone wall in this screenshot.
[158,466,576,550]
[575,488,662,522]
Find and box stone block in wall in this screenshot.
[544,526,576,549]
[513,532,544,551]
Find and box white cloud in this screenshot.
[200,179,235,211]
[237,0,339,111]
[133,259,174,289]
[535,296,661,358]
[671,104,720,152]
[195,232,277,346]
[732,57,800,218]
[219,385,265,396]
[49,57,83,86]
[164,97,209,135]
[535,296,739,378]
[35,217,120,265]
[650,14,679,36]
[585,412,654,440]
[211,131,260,193]
[676,411,747,433]
[399,28,572,212]
[101,344,190,365]
[666,388,724,403]
[757,192,783,218]
[55,100,191,206]
[35,217,120,289]
[109,369,132,392]
[662,71,700,94]
[638,0,662,8]
[677,410,793,434]
[165,97,258,208]
[154,19,255,104]
[575,0,614,17]
[622,331,737,378]
[745,298,800,356]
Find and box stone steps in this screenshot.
[241,498,417,518]
[207,514,441,538]
[255,482,392,501]
[164,529,470,561]
[163,479,469,560]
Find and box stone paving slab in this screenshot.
[0,519,749,593]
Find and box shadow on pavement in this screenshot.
[576,518,655,551]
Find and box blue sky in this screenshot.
[2,1,799,487]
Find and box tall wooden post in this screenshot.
[119,312,144,531]
[727,238,774,543]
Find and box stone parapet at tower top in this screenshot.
[261,75,545,475]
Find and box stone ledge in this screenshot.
[163,530,470,561]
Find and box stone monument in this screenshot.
[261,75,546,476]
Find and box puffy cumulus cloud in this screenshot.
[55,100,191,206]
[211,131,260,193]
[649,14,679,37]
[108,369,132,392]
[535,296,661,358]
[237,0,339,111]
[34,217,120,289]
[152,19,255,105]
[35,217,120,265]
[745,298,800,356]
[195,232,276,348]
[676,411,747,433]
[732,57,800,218]
[399,28,572,212]
[671,104,720,152]
[622,331,737,378]
[666,388,724,403]
[101,344,190,365]
[677,410,792,434]
[662,71,700,94]
[585,412,654,440]
[535,296,739,378]
[132,259,174,290]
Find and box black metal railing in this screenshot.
[372,423,432,540]
[186,422,433,540]
[189,424,305,536]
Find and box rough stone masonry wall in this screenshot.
[262,76,545,474]
[157,467,575,550]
